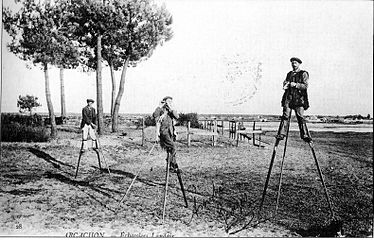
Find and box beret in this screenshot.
[86,99,95,103]
[290,57,302,64]
[162,96,173,102]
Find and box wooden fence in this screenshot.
[183,118,265,147]
[128,117,266,148]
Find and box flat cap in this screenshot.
[161,96,173,102]
[86,99,95,103]
[290,57,302,64]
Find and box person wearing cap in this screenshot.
[276,57,312,142]
[153,96,180,172]
[80,99,98,152]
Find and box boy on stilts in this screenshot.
[80,98,98,152]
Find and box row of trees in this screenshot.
[3,0,173,137]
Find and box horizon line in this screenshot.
[1,111,372,118]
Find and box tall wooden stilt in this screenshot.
[275,112,292,213]
[162,152,171,223]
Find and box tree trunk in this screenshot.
[109,62,116,117]
[60,68,66,118]
[96,35,104,135]
[44,63,57,138]
[112,57,130,132]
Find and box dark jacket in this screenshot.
[281,70,310,110]
[80,105,97,128]
[153,106,179,137]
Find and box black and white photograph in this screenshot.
[0,0,373,237]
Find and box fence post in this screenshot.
[187,121,191,147]
[240,121,244,140]
[211,121,214,146]
[236,121,240,147]
[232,121,235,139]
[229,121,234,139]
[229,121,231,138]
[259,127,262,148]
[238,122,240,140]
[221,120,224,135]
[253,121,256,146]
[234,121,237,140]
[141,117,145,146]
[213,120,217,146]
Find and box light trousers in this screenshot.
[82,124,97,150]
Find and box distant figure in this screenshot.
[80,99,97,152]
[153,96,179,172]
[276,57,312,142]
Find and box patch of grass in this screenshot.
[1,122,50,142]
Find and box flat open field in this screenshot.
[0,120,373,237]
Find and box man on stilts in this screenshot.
[153,96,188,222]
[117,96,187,213]
[276,57,312,142]
[153,96,180,173]
[260,57,335,219]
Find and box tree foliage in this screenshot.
[2,0,81,138]
[102,0,173,69]
[57,0,173,132]
[17,95,41,115]
[3,1,80,69]
[3,0,174,134]
[107,0,173,132]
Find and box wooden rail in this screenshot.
[198,118,265,147]
[186,121,219,147]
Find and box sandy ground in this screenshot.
[0,122,373,237]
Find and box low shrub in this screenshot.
[1,113,44,127]
[1,122,50,142]
[177,113,201,128]
[144,113,201,128]
[44,116,67,125]
[144,115,156,127]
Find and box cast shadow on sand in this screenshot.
[90,166,161,188]
[43,171,119,212]
[0,188,42,196]
[28,147,75,169]
[291,219,343,237]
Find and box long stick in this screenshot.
[162,153,171,223]
[275,111,292,214]
[96,137,111,176]
[117,142,157,207]
[94,148,102,170]
[259,138,280,210]
[75,141,84,178]
[308,141,335,218]
[176,169,188,208]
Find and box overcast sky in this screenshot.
[1,0,373,116]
